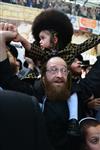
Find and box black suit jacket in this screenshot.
[0,90,54,150]
[80,56,100,98]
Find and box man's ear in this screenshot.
[53,34,58,45]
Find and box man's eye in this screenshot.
[40,36,44,39]
[50,68,57,73]
[51,68,57,71]
[61,68,67,72]
[90,138,99,144]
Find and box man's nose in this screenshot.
[56,70,63,77]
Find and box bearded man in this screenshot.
[40,56,86,150]
[42,57,69,102]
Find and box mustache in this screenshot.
[54,78,65,82]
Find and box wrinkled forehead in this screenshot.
[47,57,67,68]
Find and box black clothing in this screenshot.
[33,78,45,100]
[0,59,35,96]
[0,90,54,150]
[79,56,100,118]
[80,56,100,98]
[43,100,69,150]
[42,99,81,150]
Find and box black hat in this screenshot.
[75,54,83,62]
[32,8,73,50]
[81,60,90,69]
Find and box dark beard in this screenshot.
[44,79,70,102]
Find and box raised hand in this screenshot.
[0,22,31,50]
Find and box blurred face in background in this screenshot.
[70,58,82,76]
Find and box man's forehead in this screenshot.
[47,57,67,67]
